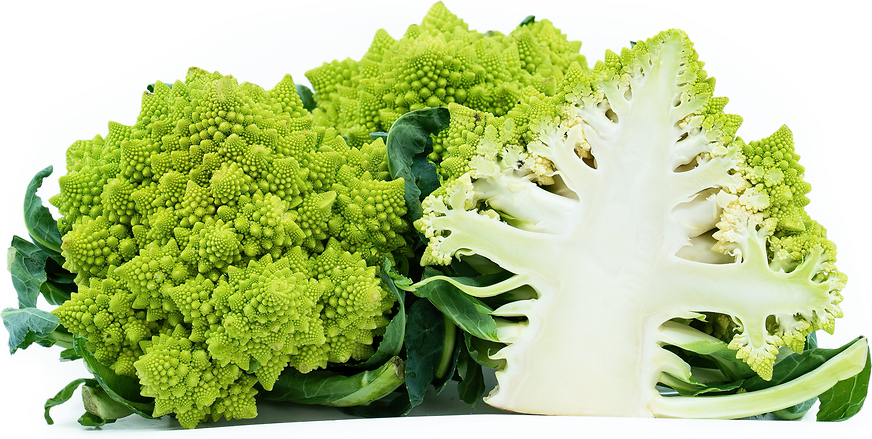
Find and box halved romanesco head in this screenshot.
[415,28,850,417]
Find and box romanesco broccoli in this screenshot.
[49,68,409,427]
[414,29,865,418]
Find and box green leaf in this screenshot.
[357,260,407,369]
[771,397,817,420]
[60,347,82,362]
[385,107,449,221]
[410,154,441,199]
[78,412,113,427]
[817,344,870,421]
[667,329,754,381]
[40,279,76,306]
[662,373,744,397]
[519,15,536,26]
[295,84,316,112]
[771,332,820,420]
[383,258,414,290]
[413,270,500,342]
[456,342,486,405]
[42,256,76,305]
[23,166,63,259]
[464,332,507,371]
[8,235,75,309]
[433,320,460,393]
[2,307,59,353]
[8,236,49,308]
[74,336,156,418]
[807,331,819,349]
[403,298,446,408]
[44,378,95,424]
[742,337,861,392]
[262,356,405,406]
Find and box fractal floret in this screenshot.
[49,68,409,427]
[305,1,586,165]
[415,29,865,418]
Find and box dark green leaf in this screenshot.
[44,257,75,285]
[410,154,441,200]
[44,378,95,424]
[23,166,63,259]
[262,356,405,406]
[295,84,316,112]
[2,307,59,353]
[404,298,446,408]
[357,260,407,369]
[433,321,460,393]
[456,342,486,405]
[519,15,536,26]
[771,397,817,420]
[385,107,449,221]
[8,236,49,308]
[40,279,76,306]
[413,271,500,342]
[74,336,156,418]
[60,347,82,362]
[8,235,74,308]
[817,344,870,421]
[664,374,744,397]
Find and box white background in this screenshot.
[0,0,869,437]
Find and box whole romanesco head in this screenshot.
[50,68,410,427]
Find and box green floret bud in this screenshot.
[134,333,257,428]
[205,254,324,390]
[309,241,394,364]
[305,1,585,139]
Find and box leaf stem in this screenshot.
[650,336,869,418]
[51,330,74,349]
[436,316,456,379]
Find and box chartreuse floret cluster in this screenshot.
[50,68,409,427]
[306,1,586,154]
